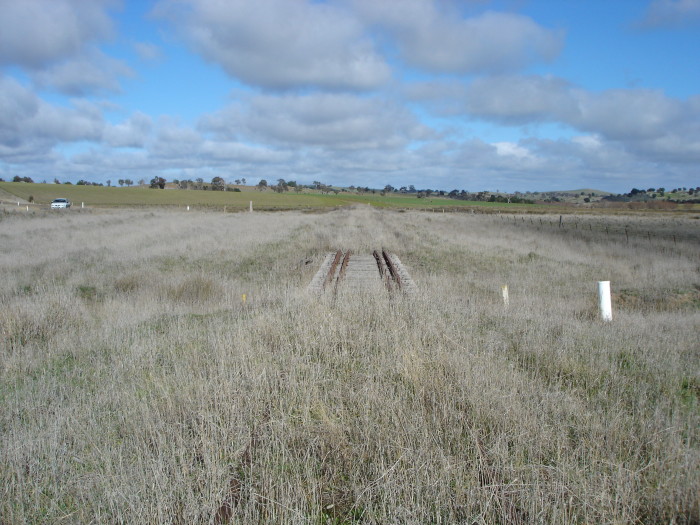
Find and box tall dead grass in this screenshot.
[1,207,698,523]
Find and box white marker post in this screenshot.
[501,284,509,307]
[81,202,84,209]
[187,205,190,211]
[597,281,612,321]
[249,201,253,213]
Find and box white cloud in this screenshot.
[150,117,204,159]
[154,0,391,90]
[638,0,700,28]
[0,76,104,151]
[454,75,700,163]
[0,0,115,67]
[354,1,563,74]
[133,42,163,61]
[104,112,153,148]
[31,50,133,96]
[464,75,577,123]
[494,141,533,159]
[201,93,432,150]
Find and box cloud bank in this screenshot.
[0,0,698,192]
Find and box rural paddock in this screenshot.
[1,207,698,523]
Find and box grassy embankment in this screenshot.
[1,207,698,523]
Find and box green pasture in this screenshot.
[0,183,337,209]
[0,182,542,211]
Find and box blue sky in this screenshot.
[1,0,699,193]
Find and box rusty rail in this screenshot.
[334,251,351,294]
[382,249,402,291]
[323,250,343,290]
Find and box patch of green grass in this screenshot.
[76,285,100,301]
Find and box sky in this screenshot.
[1,0,699,193]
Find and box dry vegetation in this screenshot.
[1,206,698,524]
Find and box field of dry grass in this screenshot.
[1,206,698,523]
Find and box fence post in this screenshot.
[501,285,509,307]
[597,281,612,321]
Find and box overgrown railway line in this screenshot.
[309,249,416,295]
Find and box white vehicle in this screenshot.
[51,198,71,209]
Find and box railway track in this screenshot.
[309,249,416,295]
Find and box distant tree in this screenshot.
[241,178,246,185]
[257,179,268,191]
[118,179,124,187]
[150,176,166,189]
[234,179,241,185]
[106,179,111,187]
[211,176,226,191]
[137,179,144,186]
[408,185,416,193]
[125,179,134,187]
[384,184,395,193]
[13,176,33,183]
[584,197,591,203]
[54,178,60,184]
[277,178,288,191]
[287,180,297,188]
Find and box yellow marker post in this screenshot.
[241,294,247,304]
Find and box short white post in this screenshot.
[249,201,253,212]
[187,205,190,211]
[81,202,84,208]
[598,281,612,321]
[501,285,509,307]
[26,205,29,211]
[17,201,20,206]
